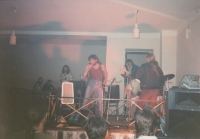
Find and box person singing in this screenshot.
[82,54,108,117]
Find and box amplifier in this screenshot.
[108,85,120,103]
[165,88,200,138]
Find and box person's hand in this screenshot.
[125,71,130,77]
[86,64,93,72]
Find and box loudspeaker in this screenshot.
[61,82,74,104]
[108,85,120,103]
[69,81,86,103]
[166,88,200,138]
[168,110,200,138]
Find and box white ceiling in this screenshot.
[0,0,200,33]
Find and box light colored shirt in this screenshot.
[60,72,73,82]
[137,136,158,139]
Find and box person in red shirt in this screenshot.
[82,54,108,117]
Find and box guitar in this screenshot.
[120,65,130,78]
[121,65,141,96]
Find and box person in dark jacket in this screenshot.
[124,59,139,85]
[136,53,165,108]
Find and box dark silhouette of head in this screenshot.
[146,53,156,63]
[25,95,49,139]
[37,77,43,84]
[83,116,108,139]
[46,79,52,85]
[125,59,134,68]
[135,104,160,138]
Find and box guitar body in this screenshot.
[130,79,141,96]
[125,79,141,97]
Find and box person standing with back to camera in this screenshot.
[82,54,108,117]
[136,53,165,109]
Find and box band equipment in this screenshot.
[164,74,175,81]
[61,81,74,104]
[125,79,141,96]
[120,74,129,78]
[49,72,165,129]
[108,85,120,102]
[105,78,116,123]
[69,80,86,106]
[164,74,175,91]
[165,88,200,138]
[179,75,200,89]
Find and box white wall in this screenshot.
[177,15,200,84]
[161,30,177,87]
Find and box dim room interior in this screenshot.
[1,0,200,139]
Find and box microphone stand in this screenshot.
[105,78,116,124]
[127,76,132,122]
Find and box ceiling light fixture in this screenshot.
[133,10,140,39]
[10,6,17,45]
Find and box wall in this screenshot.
[161,30,177,87]
[177,15,200,84]
[1,35,106,90]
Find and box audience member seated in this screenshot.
[60,64,73,82]
[82,115,108,139]
[33,77,43,94]
[42,79,54,96]
[7,95,56,139]
[135,104,160,139]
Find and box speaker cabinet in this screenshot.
[108,85,120,103]
[69,81,86,103]
[165,88,200,138]
[61,82,74,104]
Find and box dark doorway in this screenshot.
[125,49,153,67]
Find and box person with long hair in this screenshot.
[123,59,139,122]
[136,53,165,108]
[60,65,73,82]
[33,77,43,94]
[124,59,139,84]
[82,54,108,117]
